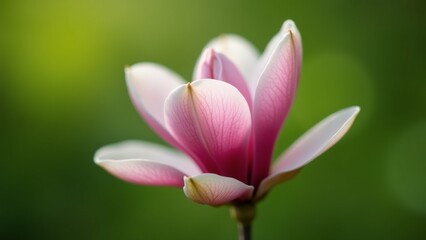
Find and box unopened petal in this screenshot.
[252,28,302,186]
[125,63,185,147]
[196,34,260,94]
[194,48,252,105]
[252,19,302,90]
[255,106,360,199]
[183,174,254,206]
[282,20,302,81]
[164,80,251,182]
[95,141,201,187]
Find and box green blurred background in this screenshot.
[1,0,425,239]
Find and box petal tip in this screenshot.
[351,105,361,114]
[282,19,298,32]
[340,106,361,122]
[206,47,216,56]
[94,156,102,165]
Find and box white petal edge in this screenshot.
[183,174,254,206]
[126,63,186,126]
[255,106,360,199]
[95,141,202,185]
[97,159,187,187]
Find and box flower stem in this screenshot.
[237,222,252,240]
[231,203,256,240]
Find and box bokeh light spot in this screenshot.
[290,52,375,132]
[387,122,426,214]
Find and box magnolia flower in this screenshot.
[95,20,359,211]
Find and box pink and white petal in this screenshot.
[251,30,301,187]
[194,48,252,106]
[183,174,254,206]
[283,20,303,81]
[255,106,360,199]
[95,140,201,175]
[95,141,202,187]
[97,159,187,187]
[164,80,251,182]
[255,169,301,200]
[195,34,260,93]
[274,106,361,173]
[126,63,186,125]
[126,63,186,147]
[252,20,302,90]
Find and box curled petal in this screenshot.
[255,106,360,199]
[164,80,251,182]
[95,141,201,187]
[196,34,260,94]
[126,63,185,147]
[194,48,252,106]
[183,174,254,206]
[252,27,302,186]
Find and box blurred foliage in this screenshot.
[1,0,425,239]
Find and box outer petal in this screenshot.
[255,106,360,199]
[252,27,302,186]
[125,63,185,147]
[164,80,251,182]
[95,141,202,187]
[183,174,254,206]
[194,48,252,106]
[195,34,260,94]
[274,106,360,172]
